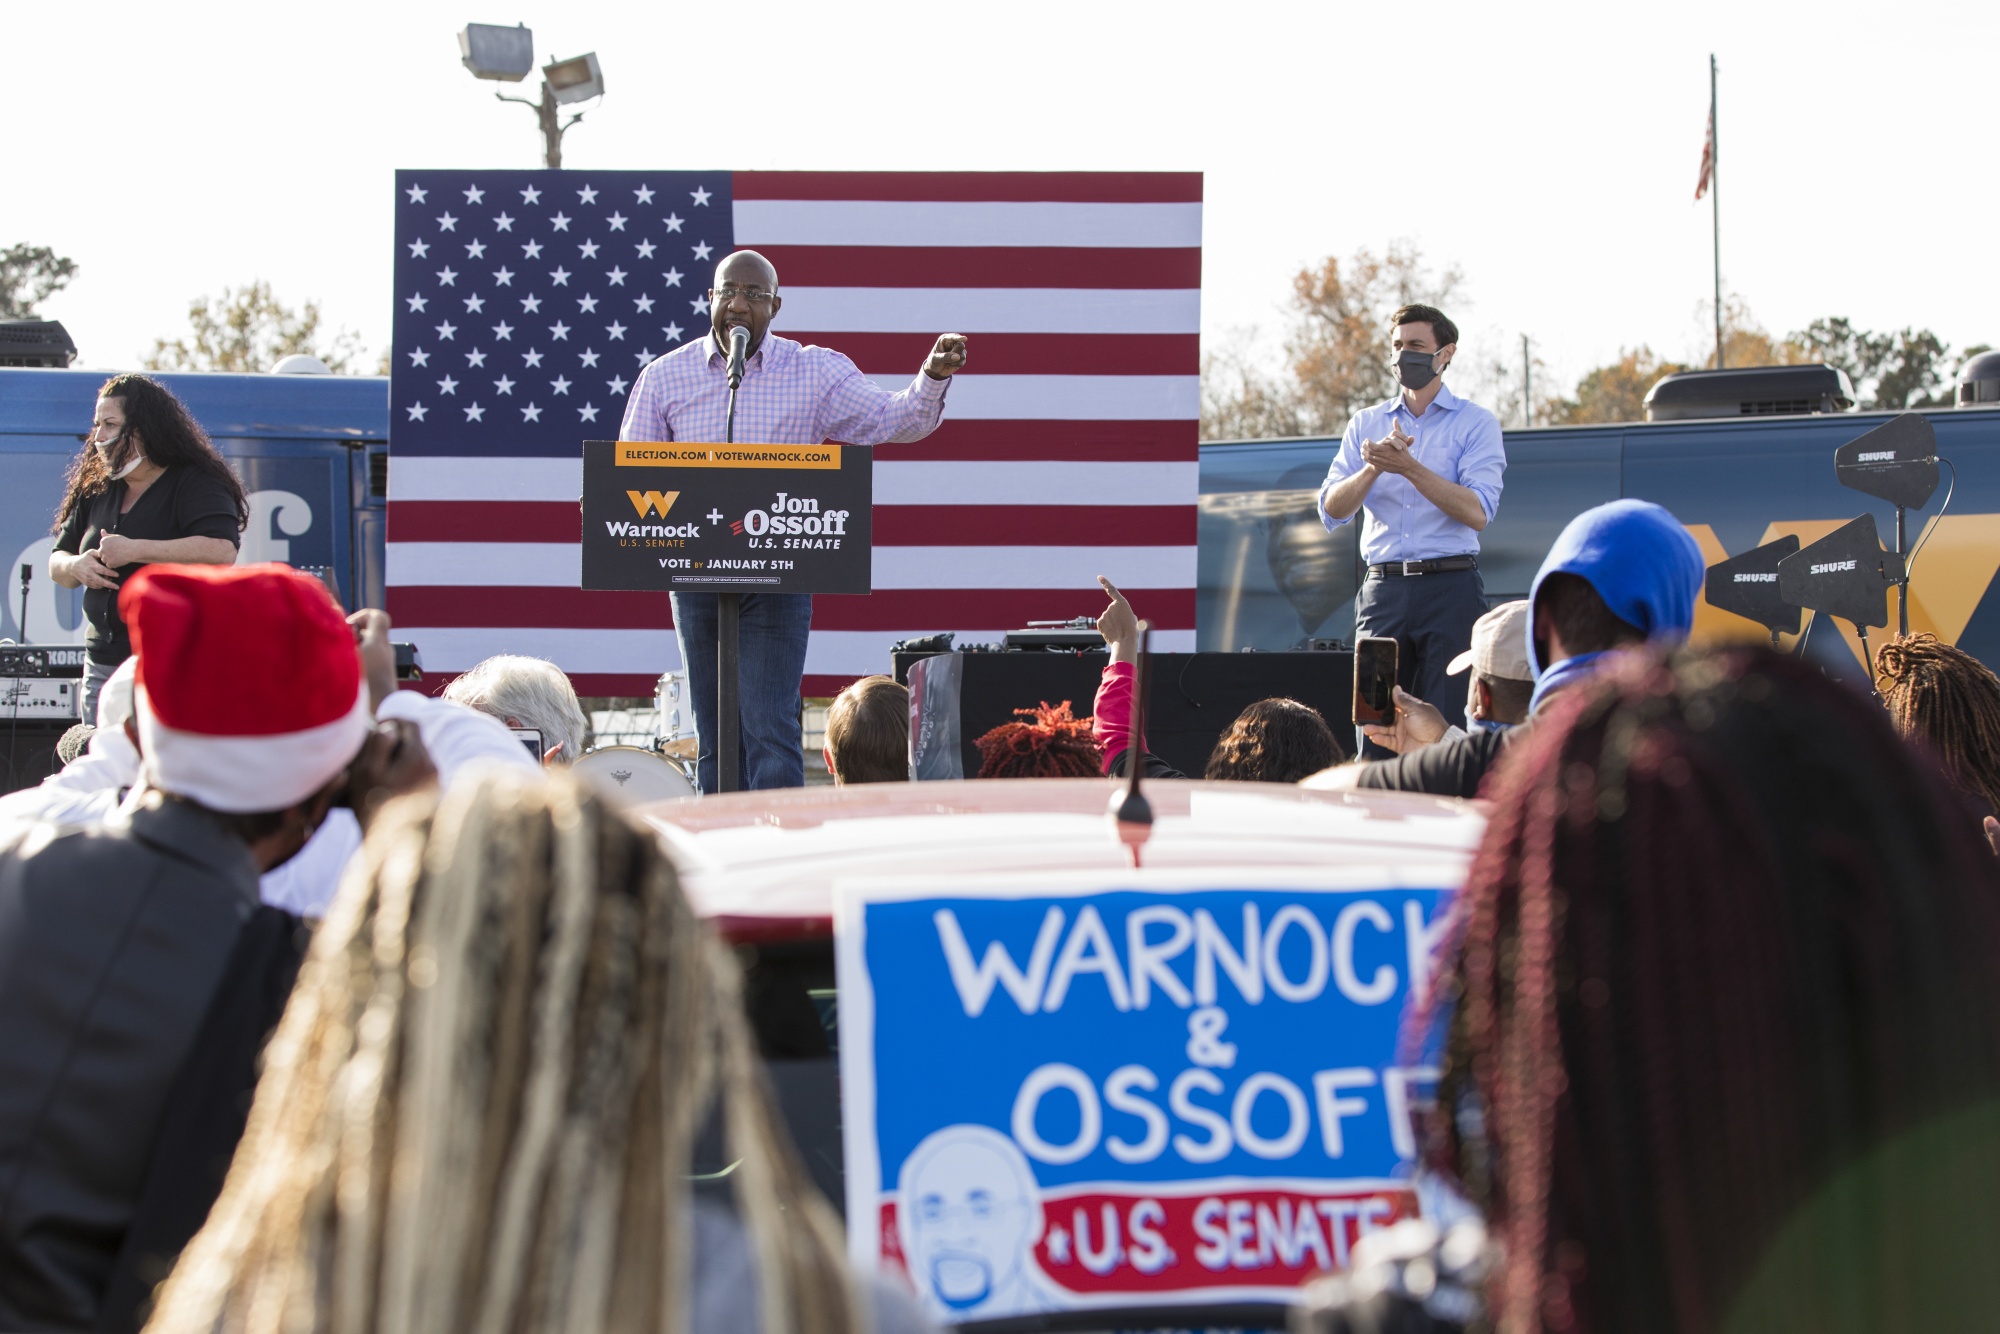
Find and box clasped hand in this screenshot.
[1360,421,1420,476]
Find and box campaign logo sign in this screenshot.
[579,438,872,593]
[835,870,1452,1324]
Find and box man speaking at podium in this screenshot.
[619,249,968,793]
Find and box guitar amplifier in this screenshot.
[907,650,1356,780]
[0,644,87,678]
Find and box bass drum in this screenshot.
[573,745,696,806]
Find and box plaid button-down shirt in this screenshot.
[618,331,950,446]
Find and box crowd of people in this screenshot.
[5,340,2000,1334]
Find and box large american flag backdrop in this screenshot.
[387,170,1201,696]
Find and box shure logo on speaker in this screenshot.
[1857,450,1896,462]
[1734,573,1778,583]
[1810,559,1858,575]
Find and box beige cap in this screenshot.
[1447,599,1533,682]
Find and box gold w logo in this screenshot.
[626,489,679,518]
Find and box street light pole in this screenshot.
[498,81,585,168]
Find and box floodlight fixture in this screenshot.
[543,52,604,104]
[459,23,533,81]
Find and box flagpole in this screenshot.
[1711,53,1723,369]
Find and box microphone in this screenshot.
[726,324,750,389]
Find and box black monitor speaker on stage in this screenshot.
[1834,412,1939,510]
[1704,534,1801,642]
[1776,514,1904,631]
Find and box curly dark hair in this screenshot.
[1874,632,2000,816]
[1203,697,1338,782]
[54,374,249,533]
[1421,645,2000,1334]
[975,701,1102,778]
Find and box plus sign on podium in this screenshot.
[579,439,873,595]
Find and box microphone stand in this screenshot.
[1110,621,1154,868]
[718,362,743,794]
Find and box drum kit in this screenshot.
[571,671,699,807]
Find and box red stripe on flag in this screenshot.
[422,672,949,699]
[794,332,1197,376]
[385,586,1196,631]
[870,419,1196,462]
[389,501,1195,546]
[755,246,1201,289]
[733,172,1203,203]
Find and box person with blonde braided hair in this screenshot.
[1302,646,2000,1334]
[1875,633,2000,845]
[141,769,931,1334]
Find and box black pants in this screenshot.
[1354,566,1488,758]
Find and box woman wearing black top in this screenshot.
[50,375,247,720]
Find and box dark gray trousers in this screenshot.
[1354,566,1488,758]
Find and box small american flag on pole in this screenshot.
[1694,100,1716,201]
[386,170,1202,696]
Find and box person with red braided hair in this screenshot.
[974,701,1103,778]
[1302,645,2000,1334]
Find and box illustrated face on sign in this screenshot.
[898,1125,1045,1316]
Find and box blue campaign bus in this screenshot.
[0,367,390,643]
[1199,402,2000,685]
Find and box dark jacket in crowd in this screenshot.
[0,792,261,1332]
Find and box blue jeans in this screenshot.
[671,591,813,794]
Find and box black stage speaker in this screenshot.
[907,650,1355,780]
[0,720,77,796]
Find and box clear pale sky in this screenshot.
[6,0,1995,407]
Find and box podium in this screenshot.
[581,439,872,790]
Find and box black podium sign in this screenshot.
[580,439,873,594]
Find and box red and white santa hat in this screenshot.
[121,563,371,813]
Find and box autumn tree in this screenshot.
[1549,347,1692,425]
[0,244,78,319]
[1201,242,1461,440]
[147,281,370,374]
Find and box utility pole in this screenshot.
[1522,334,1533,428]
[1711,54,1723,369]
[502,79,584,169]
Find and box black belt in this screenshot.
[1367,555,1478,577]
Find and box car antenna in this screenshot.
[1110,619,1153,867]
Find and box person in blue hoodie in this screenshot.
[1314,499,1705,799]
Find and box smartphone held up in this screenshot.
[1352,636,1398,726]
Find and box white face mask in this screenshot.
[96,432,142,481]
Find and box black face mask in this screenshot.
[1396,350,1440,391]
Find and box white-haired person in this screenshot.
[0,564,437,1332]
[143,769,932,1334]
[442,653,588,765]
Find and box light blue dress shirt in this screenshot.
[1318,381,1507,564]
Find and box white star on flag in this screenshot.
[606,321,627,340]
[551,213,571,232]
[690,186,711,205]
[664,213,683,233]
[551,376,571,395]
[408,348,429,366]
[550,321,571,340]
[522,349,543,367]
[579,241,600,259]
[636,241,656,258]
[494,375,515,395]
[634,295,654,313]
[523,241,543,259]
[437,375,458,394]
[633,349,651,365]
[663,267,682,286]
[607,212,627,231]
[438,213,457,231]
[692,295,710,314]
[550,267,571,286]
[579,349,600,367]
[579,404,600,421]
[520,295,542,313]
[578,295,599,313]
[520,184,541,203]
[494,267,514,286]
[634,185,654,203]
[493,321,514,340]
[465,240,486,258]
[407,239,428,258]
[692,241,713,260]
[465,402,484,421]
[578,185,598,203]
[463,185,484,203]
[495,213,514,232]
[407,402,427,420]
[437,266,457,286]
[607,374,630,394]
[522,402,542,421]
[436,321,457,339]
[663,321,683,341]
[466,349,487,368]
[406,184,427,203]
[463,295,485,313]
[406,294,427,312]
[607,266,628,286]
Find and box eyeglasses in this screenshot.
[710,286,776,305]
